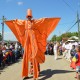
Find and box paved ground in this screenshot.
[0,55,76,80]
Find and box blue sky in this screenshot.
[0,0,80,41]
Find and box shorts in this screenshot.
[76,66,80,73]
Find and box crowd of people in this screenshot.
[1,40,80,79]
[62,41,80,80]
[46,41,62,59]
[0,42,23,69]
[46,40,80,80]
[46,40,80,60]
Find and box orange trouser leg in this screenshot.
[33,59,39,79]
[22,49,29,77]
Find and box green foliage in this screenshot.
[0,33,2,41]
[51,32,78,42]
[51,35,57,41]
[56,36,62,41]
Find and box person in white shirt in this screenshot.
[66,42,72,62]
[54,42,58,60]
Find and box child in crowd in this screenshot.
[70,45,76,59]
[75,46,80,80]
[70,45,76,69]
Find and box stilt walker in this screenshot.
[5,9,60,80]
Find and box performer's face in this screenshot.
[27,16,32,21]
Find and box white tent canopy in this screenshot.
[68,36,78,40]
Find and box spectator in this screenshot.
[49,43,54,55]
[70,45,76,60]
[74,46,80,80]
[46,43,50,55]
[0,50,3,68]
[53,42,58,60]
[59,44,62,55]
[70,45,76,69]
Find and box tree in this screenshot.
[51,32,78,42]
[51,35,56,41]
[56,36,62,41]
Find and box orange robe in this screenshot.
[5,18,60,78]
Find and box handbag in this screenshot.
[72,53,78,63]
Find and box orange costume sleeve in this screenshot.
[33,18,60,63]
[5,18,60,79]
[5,19,25,47]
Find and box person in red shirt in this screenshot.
[75,45,80,80]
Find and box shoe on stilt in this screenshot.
[23,76,30,80]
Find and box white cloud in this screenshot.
[17,1,23,5]
[4,32,17,41]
